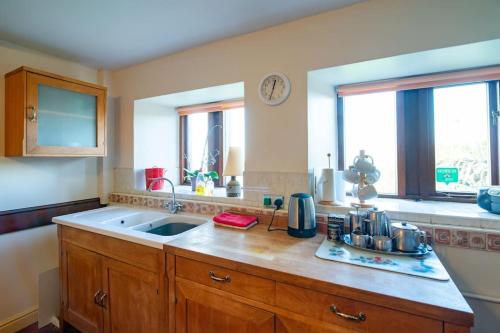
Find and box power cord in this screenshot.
[267,198,287,232]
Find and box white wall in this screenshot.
[112,0,500,174]
[133,101,178,189]
[307,76,336,197]
[435,245,500,333]
[0,41,110,327]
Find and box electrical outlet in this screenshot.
[273,195,285,209]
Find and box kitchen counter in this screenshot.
[165,222,474,327]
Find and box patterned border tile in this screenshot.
[434,228,451,245]
[450,230,469,248]
[469,232,486,250]
[487,233,500,252]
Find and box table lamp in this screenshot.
[223,147,243,197]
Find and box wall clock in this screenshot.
[258,72,291,106]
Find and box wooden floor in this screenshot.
[17,323,80,333]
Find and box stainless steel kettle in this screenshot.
[288,193,316,238]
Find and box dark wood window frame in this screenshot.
[337,80,500,202]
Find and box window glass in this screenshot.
[434,83,490,193]
[186,112,208,172]
[343,92,398,194]
[224,107,245,184]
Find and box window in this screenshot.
[179,100,244,186]
[342,92,398,194]
[434,83,491,193]
[337,70,500,201]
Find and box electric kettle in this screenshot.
[288,193,316,238]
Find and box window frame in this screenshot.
[179,112,224,187]
[178,99,244,188]
[337,80,500,202]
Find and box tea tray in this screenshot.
[343,235,431,257]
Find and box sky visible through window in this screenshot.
[186,112,208,171]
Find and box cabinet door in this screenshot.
[175,280,274,333]
[61,243,104,333]
[102,258,163,333]
[26,72,106,156]
[276,315,357,333]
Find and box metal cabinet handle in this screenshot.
[98,292,108,309]
[330,305,366,322]
[93,290,102,305]
[208,271,231,283]
[27,106,37,122]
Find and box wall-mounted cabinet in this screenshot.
[4,66,107,157]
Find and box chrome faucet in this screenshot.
[147,177,183,214]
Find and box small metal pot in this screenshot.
[391,222,426,252]
[373,236,392,252]
[351,231,372,248]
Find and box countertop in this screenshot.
[165,222,474,326]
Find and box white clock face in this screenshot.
[258,72,291,106]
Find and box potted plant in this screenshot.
[183,124,222,192]
[184,169,220,192]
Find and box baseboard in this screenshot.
[0,307,38,333]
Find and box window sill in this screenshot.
[134,185,258,206]
[317,196,500,231]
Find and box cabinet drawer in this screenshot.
[176,256,275,304]
[276,283,442,333]
[61,226,163,274]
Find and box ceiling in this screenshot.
[309,38,500,86]
[0,0,363,70]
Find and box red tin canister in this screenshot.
[145,167,165,190]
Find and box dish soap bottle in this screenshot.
[195,173,206,195]
[205,176,214,196]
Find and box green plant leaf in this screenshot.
[183,168,200,177]
[204,170,219,180]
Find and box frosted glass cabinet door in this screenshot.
[26,72,106,156]
[37,84,97,147]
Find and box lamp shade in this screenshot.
[223,147,243,176]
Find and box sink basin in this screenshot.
[143,223,197,236]
[102,211,167,228]
[131,215,207,236]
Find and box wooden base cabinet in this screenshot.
[62,243,104,333]
[175,280,274,333]
[169,255,469,333]
[103,259,162,333]
[59,226,166,333]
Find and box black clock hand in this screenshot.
[270,79,276,100]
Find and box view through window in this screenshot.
[343,92,398,194]
[434,83,491,193]
[182,107,245,186]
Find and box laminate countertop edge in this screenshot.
[164,223,474,327]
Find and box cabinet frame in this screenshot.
[5,66,107,157]
[58,226,166,333]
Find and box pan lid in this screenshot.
[391,221,417,230]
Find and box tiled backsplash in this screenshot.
[113,167,309,207]
[109,192,500,253]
